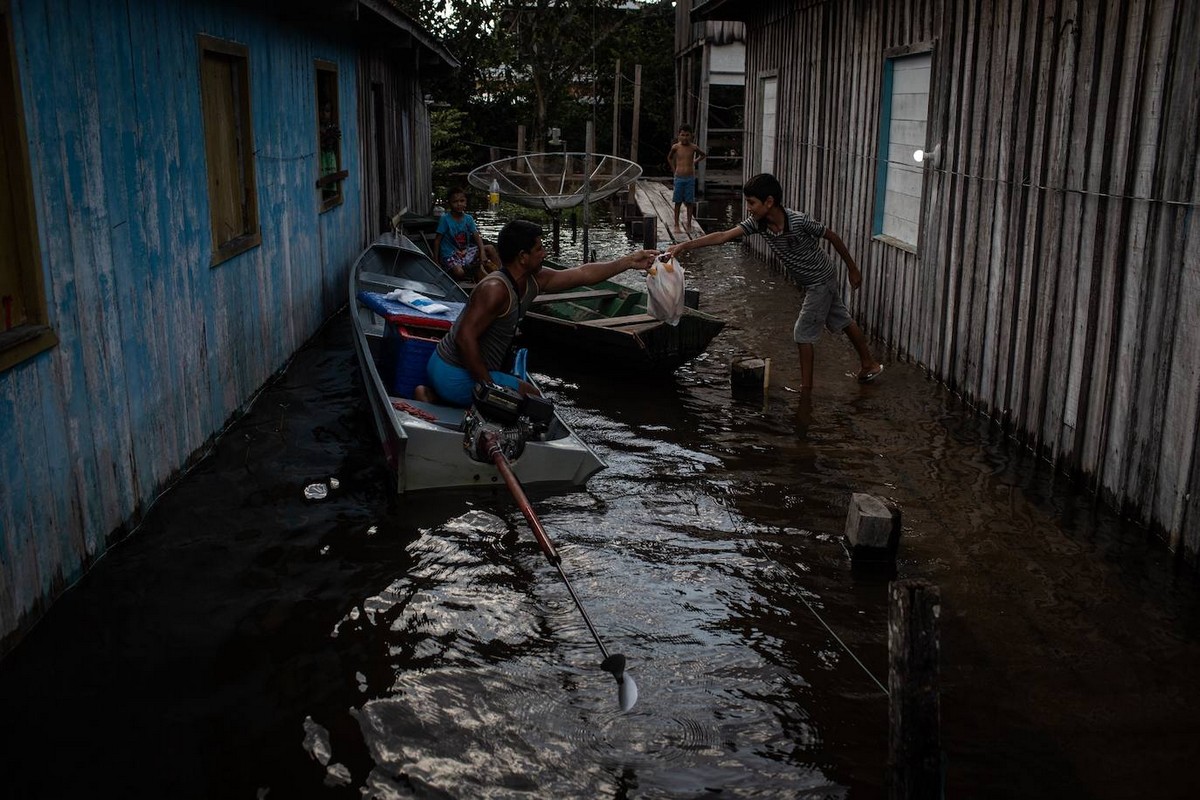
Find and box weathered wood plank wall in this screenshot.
[735,0,1200,557]
[0,0,438,651]
[358,46,432,239]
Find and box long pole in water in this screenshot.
[484,433,638,712]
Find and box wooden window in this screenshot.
[198,35,261,265]
[1,6,56,371]
[873,50,932,251]
[757,75,777,175]
[315,61,346,211]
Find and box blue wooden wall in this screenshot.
[0,0,430,648]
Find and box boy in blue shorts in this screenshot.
[665,173,883,390]
[667,124,706,231]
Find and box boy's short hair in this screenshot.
[446,186,467,201]
[497,219,543,264]
[743,173,783,206]
[678,123,694,134]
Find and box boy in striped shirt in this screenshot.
[666,173,883,390]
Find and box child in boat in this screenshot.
[667,124,706,232]
[665,172,883,390]
[433,187,500,280]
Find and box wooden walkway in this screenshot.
[632,180,707,246]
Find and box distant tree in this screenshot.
[395,1,674,174]
[429,107,475,201]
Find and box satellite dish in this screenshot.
[468,153,642,212]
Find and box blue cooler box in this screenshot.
[382,325,441,398]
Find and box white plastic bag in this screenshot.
[646,255,686,326]
[385,288,451,315]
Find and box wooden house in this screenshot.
[673,0,745,192]
[0,0,455,653]
[692,0,1200,560]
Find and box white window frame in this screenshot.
[756,72,777,175]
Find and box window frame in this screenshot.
[315,60,346,212]
[755,71,778,175]
[197,34,261,266]
[872,43,934,254]
[1,3,56,372]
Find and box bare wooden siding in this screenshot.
[734,0,1200,557]
[0,0,441,651]
[358,46,433,241]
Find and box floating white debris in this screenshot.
[366,525,378,536]
[328,477,340,490]
[319,545,330,555]
[302,716,332,766]
[324,763,352,787]
[444,510,508,536]
[303,483,328,501]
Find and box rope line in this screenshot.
[728,508,890,697]
[785,138,1198,207]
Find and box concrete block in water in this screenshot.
[845,492,901,562]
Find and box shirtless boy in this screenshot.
[667,124,707,231]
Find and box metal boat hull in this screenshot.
[350,235,605,494]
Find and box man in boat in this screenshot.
[415,219,658,407]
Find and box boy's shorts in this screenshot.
[443,245,479,271]
[426,349,522,408]
[672,176,696,204]
[793,275,854,344]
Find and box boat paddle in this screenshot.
[483,431,639,712]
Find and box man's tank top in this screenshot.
[434,269,539,371]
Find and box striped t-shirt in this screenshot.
[737,209,834,287]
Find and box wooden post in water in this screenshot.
[611,58,621,172]
[888,579,942,800]
[630,64,642,164]
[583,120,594,260]
[641,215,656,250]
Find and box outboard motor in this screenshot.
[463,382,555,462]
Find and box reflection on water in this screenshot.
[1,216,1199,799]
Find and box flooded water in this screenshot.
[2,214,1200,799]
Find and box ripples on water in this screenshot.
[309,236,892,793]
[5,215,1198,799]
[305,215,1200,799]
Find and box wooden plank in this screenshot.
[531,289,621,305]
[580,313,657,328]
[994,0,1038,420]
[632,180,706,242]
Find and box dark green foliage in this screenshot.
[396,1,675,181]
[429,107,475,202]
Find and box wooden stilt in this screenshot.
[888,579,942,800]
